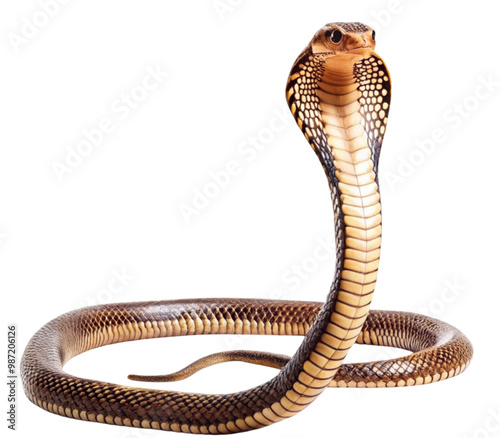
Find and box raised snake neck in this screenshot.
[21,23,473,434]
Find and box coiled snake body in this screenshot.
[21,23,473,434]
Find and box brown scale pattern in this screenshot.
[332,310,473,388]
[22,301,472,432]
[22,301,322,431]
[21,22,473,435]
[353,56,391,170]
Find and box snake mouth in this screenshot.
[315,45,374,56]
[349,45,373,52]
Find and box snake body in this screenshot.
[21,23,473,434]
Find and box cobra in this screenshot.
[21,22,473,434]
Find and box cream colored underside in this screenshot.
[251,72,383,427]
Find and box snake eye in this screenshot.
[372,30,376,41]
[331,29,343,44]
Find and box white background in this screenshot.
[1,1,500,437]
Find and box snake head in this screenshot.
[286,22,391,184]
[310,22,376,60]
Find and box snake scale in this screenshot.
[21,23,473,434]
